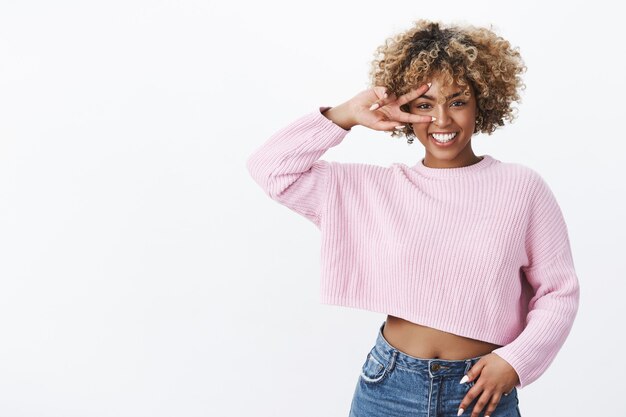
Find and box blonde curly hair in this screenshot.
[368,19,527,144]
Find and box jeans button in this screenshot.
[431,363,440,371]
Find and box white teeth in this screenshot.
[432,132,457,142]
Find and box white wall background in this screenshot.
[0,0,623,416]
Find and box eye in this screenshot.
[414,101,467,110]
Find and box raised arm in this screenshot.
[246,85,435,227]
[245,106,351,227]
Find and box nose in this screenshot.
[433,105,452,128]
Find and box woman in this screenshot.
[246,19,580,417]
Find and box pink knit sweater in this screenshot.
[246,106,580,389]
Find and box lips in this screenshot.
[429,132,458,147]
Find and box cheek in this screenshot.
[458,112,477,128]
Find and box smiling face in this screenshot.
[407,74,482,168]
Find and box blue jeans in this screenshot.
[348,321,521,417]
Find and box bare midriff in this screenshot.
[383,315,503,360]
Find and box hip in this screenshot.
[348,321,521,417]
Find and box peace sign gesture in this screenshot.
[349,83,436,132]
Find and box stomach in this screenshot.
[383,315,503,359]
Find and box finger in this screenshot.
[369,86,391,111]
[482,393,502,417]
[370,82,430,112]
[468,390,492,417]
[395,82,432,106]
[378,121,406,132]
[395,114,436,124]
[461,359,485,385]
[458,388,479,416]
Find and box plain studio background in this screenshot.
[0,1,623,416]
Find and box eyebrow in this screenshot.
[418,90,465,101]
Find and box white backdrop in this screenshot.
[0,1,623,416]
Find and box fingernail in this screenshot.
[459,375,469,384]
[431,116,437,122]
[457,408,464,416]
[394,125,404,130]
[369,103,380,111]
[383,92,388,98]
[427,82,432,88]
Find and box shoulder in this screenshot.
[493,158,539,179]
[496,160,564,215]
[492,158,551,193]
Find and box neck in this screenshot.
[422,151,483,169]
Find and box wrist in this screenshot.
[322,103,356,130]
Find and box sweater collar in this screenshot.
[411,154,497,179]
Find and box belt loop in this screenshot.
[463,359,471,375]
[388,350,398,372]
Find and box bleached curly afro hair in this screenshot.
[368,19,527,143]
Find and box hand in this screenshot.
[457,353,520,417]
[346,83,435,132]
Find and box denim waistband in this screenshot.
[372,320,485,378]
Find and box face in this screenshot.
[407,74,480,168]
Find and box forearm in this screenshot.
[491,247,580,389]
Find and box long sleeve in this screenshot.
[245,106,350,227]
[491,173,580,389]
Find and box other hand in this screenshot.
[457,353,520,417]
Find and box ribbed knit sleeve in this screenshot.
[491,173,580,389]
[245,107,350,227]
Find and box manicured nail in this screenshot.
[383,92,388,98]
[369,103,380,111]
[431,116,437,122]
[394,125,404,130]
[457,408,464,416]
[459,375,469,384]
[427,82,432,88]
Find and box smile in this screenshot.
[429,132,458,146]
